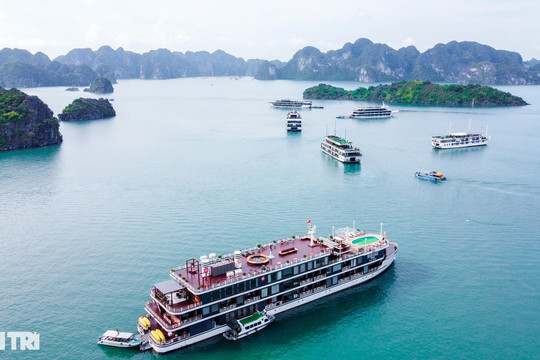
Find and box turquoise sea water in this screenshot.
[1,78,539,359]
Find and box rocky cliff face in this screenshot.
[271,39,540,84]
[0,87,63,151]
[2,39,540,85]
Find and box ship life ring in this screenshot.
[194,295,200,303]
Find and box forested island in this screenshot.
[303,81,528,106]
[0,87,62,151]
[58,98,116,121]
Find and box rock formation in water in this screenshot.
[58,98,116,121]
[84,76,114,94]
[0,87,63,151]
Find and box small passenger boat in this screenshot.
[415,170,446,181]
[97,330,142,348]
[223,310,276,341]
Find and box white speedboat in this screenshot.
[415,170,446,181]
[223,310,276,341]
[97,330,142,348]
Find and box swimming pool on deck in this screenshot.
[351,236,380,245]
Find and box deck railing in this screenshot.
[168,236,390,294]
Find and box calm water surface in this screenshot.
[1,78,539,359]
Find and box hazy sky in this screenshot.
[1,0,539,61]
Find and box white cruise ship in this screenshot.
[270,99,312,108]
[431,124,490,149]
[321,135,362,163]
[286,111,302,132]
[349,104,397,119]
[136,224,396,353]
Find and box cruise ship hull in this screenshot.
[149,250,396,353]
[432,141,488,149]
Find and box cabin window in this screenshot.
[282,267,293,278]
[211,304,219,313]
[293,266,299,275]
[202,306,210,316]
[283,280,292,290]
[226,286,233,297]
[261,287,268,298]
[267,273,272,283]
[307,261,313,271]
[275,271,282,281]
[211,290,220,301]
[271,284,279,295]
[300,263,306,273]
[333,264,342,273]
[238,281,245,292]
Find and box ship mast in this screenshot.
[308,224,316,247]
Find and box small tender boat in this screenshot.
[415,170,446,181]
[97,330,142,348]
[223,310,276,341]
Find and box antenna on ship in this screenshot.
[380,223,383,238]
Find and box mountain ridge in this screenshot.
[0,39,539,87]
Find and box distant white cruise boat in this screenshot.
[349,103,397,119]
[270,99,312,108]
[432,122,490,149]
[286,111,302,132]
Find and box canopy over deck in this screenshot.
[155,279,183,294]
[102,330,133,339]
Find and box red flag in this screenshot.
[306,219,311,223]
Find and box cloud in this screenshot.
[401,37,415,48]
[84,24,99,42]
[288,38,305,47]
[116,33,130,44]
